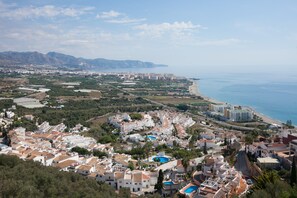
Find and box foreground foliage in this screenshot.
[0,155,119,198]
[248,171,297,198]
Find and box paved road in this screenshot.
[235,150,251,177]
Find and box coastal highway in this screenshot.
[204,117,255,131]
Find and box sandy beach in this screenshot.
[248,107,283,125]
[189,80,224,104]
[188,79,283,126]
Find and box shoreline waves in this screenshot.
[188,79,283,126]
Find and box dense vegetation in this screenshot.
[0,155,119,198]
[83,123,119,144]
[0,99,14,110]
[129,113,143,120]
[70,146,108,158]
[12,117,38,131]
[248,171,297,198]
[71,146,92,155]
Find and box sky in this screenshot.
[0,0,297,73]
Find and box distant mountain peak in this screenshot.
[0,51,167,70]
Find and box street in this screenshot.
[235,150,251,177]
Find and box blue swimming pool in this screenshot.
[184,186,198,194]
[152,156,169,163]
[163,181,174,186]
[147,135,156,141]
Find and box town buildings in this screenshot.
[209,104,253,122]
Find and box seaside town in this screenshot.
[0,69,296,198]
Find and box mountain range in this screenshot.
[0,51,167,70]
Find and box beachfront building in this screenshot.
[226,109,253,122]
[209,104,231,114]
[209,103,253,122]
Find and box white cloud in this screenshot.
[106,17,146,24]
[96,10,146,24]
[96,10,121,19]
[134,21,205,38]
[195,38,242,46]
[0,3,94,19]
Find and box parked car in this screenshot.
[247,179,253,185]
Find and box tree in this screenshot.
[93,150,108,158]
[176,104,189,111]
[182,158,190,173]
[128,161,135,171]
[129,113,143,120]
[173,140,179,147]
[189,137,195,149]
[71,146,91,155]
[245,135,254,145]
[0,154,118,197]
[287,120,293,126]
[155,170,164,192]
[172,124,177,137]
[203,140,208,155]
[291,157,297,186]
[253,171,279,190]
[250,177,297,198]
[118,188,131,198]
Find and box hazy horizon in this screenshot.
[1,0,297,72]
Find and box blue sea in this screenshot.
[198,72,297,125]
[93,67,297,125]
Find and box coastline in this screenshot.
[188,79,283,126]
[188,80,223,104]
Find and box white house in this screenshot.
[76,164,96,176]
[198,139,217,149]
[117,171,151,193]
